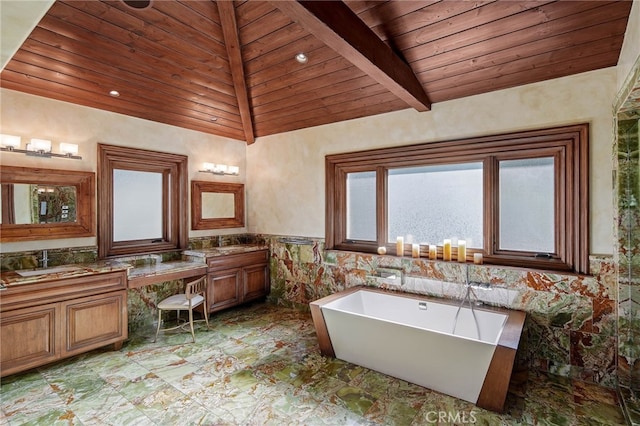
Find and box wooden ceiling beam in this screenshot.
[217,1,255,144]
[272,0,431,112]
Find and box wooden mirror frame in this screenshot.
[191,181,245,230]
[0,166,95,242]
[98,144,188,258]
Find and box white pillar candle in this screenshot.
[412,244,420,258]
[428,245,437,260]
[443,239,452,261]
[396,236,404,256]
[474,253,483,265]
[457,240,467,262]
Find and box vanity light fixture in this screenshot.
[295,52,308,64]
[0,134,20,149]
[0,134,82,159]
[200,162,240,176]
[28,138,52,153]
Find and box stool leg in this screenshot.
[188,308,195,343]
[154,308,162,343]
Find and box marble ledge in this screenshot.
[183,244,269,258]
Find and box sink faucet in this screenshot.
[40,249,48,268]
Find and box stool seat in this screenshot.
[158,293,205,310]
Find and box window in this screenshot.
[98,144,188,258]
[326,124,589,273]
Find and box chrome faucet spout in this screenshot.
[40,249,48,268]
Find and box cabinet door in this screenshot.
[1,303,60,377]
[243,263,270,302]
[63,291,127,357]
[208,268,241,312]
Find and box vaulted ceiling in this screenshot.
[0,1,633,144]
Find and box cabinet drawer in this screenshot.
[207,250,268,270]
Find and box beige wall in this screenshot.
[0,88,246,253]
[247,68,618,255]
[0,67,621,257]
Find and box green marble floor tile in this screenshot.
[334,385,377,417]
[24,408,82,426]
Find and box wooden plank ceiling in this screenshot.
[1,0,632,144]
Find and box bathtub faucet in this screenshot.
[453,267,482,339]
[469,281,491,289]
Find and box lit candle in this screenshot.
[412,244,420,258]
[428,245,437,260]
[457,240,466,262]
[474,253,483,265]
[377,246,387,255]
[443,239,452,261]
[396,236,404,256]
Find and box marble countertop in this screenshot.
[0,261,130,287]
[126,259,206,280]
[1,245,269,289]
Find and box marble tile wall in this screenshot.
[616,54,640,396]
[617,118,640,392]
[266,237,618,388]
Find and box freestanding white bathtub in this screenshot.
[310,287,526,413]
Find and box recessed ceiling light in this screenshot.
[295,53,308,64]
[109,90,120,97]
[122,0,152,9]
[211,117,218,122]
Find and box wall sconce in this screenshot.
[200,162,239,176]
[0,134,82,159]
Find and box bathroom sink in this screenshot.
[16,266,82,277]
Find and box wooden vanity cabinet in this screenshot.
[205,250,269,314]
[0,270,128,377]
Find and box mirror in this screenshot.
[2,184,77,224]
[0,166,95,242]
[191,181,244,230]
[98,144,188,258]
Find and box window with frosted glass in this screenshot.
[388,163,483,247]
[326,124,588,273]
[113,169,163,241]
[499,157,555,253]
[346,171,376,241]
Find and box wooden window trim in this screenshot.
[326,124,589,274]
